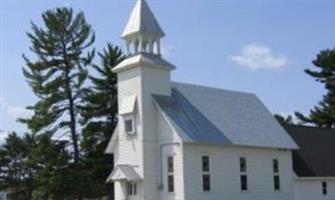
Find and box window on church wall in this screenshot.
[202,156,211,191]
[273,159,279,173]
[167,156,174,192]
[120,95,137,136]
[322,182,328,195]
[273,159,281,191]
[125,119,134,134]
[239,157,248,191]
[127,182,137,196]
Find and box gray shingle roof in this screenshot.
[284,125,335,177]
[153,82,298,149]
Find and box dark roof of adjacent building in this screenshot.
[153,82,298,149]
[283,125,335,177]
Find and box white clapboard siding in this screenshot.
[294,179,335,200]
[182,144,295,200]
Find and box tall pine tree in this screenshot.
[80,43,124,198]
[21,7,95,164]
[295,48,335,128]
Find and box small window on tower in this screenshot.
[125,119,134,134]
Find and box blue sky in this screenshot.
[0,0,334,137]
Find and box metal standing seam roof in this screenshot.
[153,82,298,149]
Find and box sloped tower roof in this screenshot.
[122,0,165,39]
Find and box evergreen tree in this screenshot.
[295,48,335,128]
[0,132,37,200]
[21,7,95,164]
[30,133,71,200]
[80,43,125,198]
[274,114,294,125]
[0,132,70,200]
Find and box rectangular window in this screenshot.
[274,175,280,191]
[127,182,132,195]
[168,156,174,173]
[202,156,211,191]
[127,182,137,196]
[202,156,210,172]
[168,175,174,192]
[273,159,279,173]
[322,182,327,195]
[273,159,280,191]
[240,157,247,173]
[133,183,137,195]
[241,175,248,191]
[239,157,248,191]
[203,174,211,191]
[125,119,134,134]
[167,156,174,192]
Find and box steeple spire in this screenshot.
[122,0,164,56]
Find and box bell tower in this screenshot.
[121,0,164,56]
[112,0,175,199]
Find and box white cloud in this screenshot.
[0,130,10,144]
[229,43,288,70]
[7,106,33,119]
[161,44,175,58]
[62,2,70,8]
[0,96,32,120]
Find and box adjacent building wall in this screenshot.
[183,144,295,200]
[294,179,335,200]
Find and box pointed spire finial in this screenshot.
[122,0,164,39]
[121,0,164,56]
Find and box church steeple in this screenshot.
[122,0,164,56]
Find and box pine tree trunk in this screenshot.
[62,41,80,164]
[65,71,80,164]
[65,67,82,200]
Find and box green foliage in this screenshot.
[0,132,36,199]
[21,7,95,164]
[0,132,71,200]
[295,48,335,128]
[274,114,294,125]
[4,6,124,200]
[80,43,125,198]
[29,134,71,199]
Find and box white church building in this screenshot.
[105,0,334,200]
